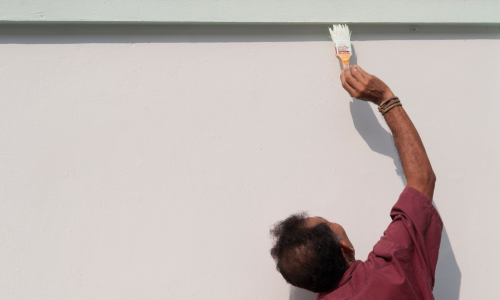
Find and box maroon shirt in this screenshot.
[318,187,443,300]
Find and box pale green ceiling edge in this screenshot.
[0,0,499,24]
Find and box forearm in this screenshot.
[384,105,436,200]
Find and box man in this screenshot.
[270,65,442,300]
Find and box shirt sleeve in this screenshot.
[380,186,443,288]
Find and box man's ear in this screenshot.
[340,240,355,263]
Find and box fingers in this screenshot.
[353,65,370,78]
[344,66,364,92]
[351,65,368,84]
[340,69,356,96]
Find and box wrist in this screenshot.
[375,91,395,106]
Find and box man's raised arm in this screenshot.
[340,65,436,200]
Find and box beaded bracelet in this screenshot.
[382,102,402,115]
[378,96,399,109]
[378,99,400,114]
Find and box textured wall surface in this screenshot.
[0,24,499,300]
[1,0,500,23]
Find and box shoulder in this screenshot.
[391,187,442,222]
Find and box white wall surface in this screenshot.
[0,24,499,300]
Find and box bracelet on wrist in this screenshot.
[378,96,399,109]
[380,101,402,115]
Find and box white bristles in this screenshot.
[329,24,351,42]
[329,24,352,57]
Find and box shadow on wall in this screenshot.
[0,24,499,44]
[347,45,406,185]
[349,99,406,185]
[433,219,462,300]
[289,286,316,300]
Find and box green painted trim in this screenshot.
[1,0,500,24]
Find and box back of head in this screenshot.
[270,213,348,293]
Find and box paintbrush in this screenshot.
[329,24,352,70]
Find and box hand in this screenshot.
[340,65,394,105]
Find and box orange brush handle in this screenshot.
[336,53,351,69]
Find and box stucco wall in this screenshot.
[1,24,499,300]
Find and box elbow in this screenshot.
[407,170,436,189]
[406,170,436,201]
[421,170,436,187]
[427,170,437,185]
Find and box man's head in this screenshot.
[270,212,355,293]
